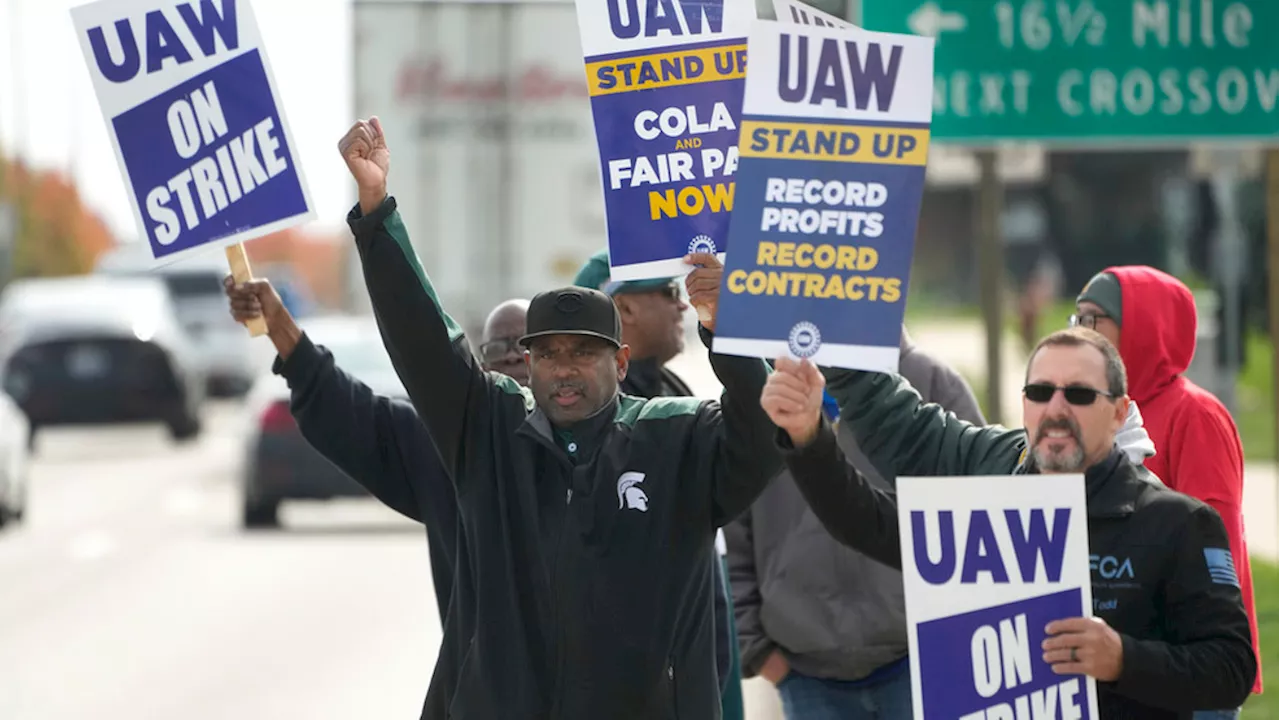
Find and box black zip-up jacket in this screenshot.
[273,333,459,620]
[622,357,692,399]
[780,415,1256,719]
[350,197,781,720]
[621,358,734,697]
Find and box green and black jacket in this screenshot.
[349,197,780,720]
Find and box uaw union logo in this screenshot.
[788,321,822,358]
[688,235,717,255]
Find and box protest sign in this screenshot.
[898,475,1100,720]
[711,20,933,372]
[71,0,314,275]
[573,0,754,281]
[771,0,853,29]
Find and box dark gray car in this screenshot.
[0,276,206,449]
[238,315,405,529]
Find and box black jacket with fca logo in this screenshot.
[785,366,1257,719]
[350,197,781,720]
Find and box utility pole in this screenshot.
[8,0,24,165]
[976,150,1004,424]
[1266,148,1278,444]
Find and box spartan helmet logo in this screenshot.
[616,471,649,512]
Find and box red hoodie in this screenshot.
[1106,265,1262,694]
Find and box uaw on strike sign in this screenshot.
[72,0,314,264]
[898,475,1101,720]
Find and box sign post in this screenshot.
[0,200,14,290]
[975,150,1004,424]
[224,244,268,335]
[1269,149,1278,446]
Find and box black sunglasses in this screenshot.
[617,284,682,302]
[653,284,682,301]
[1023,383,1114,406]
[1068,313,1108,330]
[479,338,522,363]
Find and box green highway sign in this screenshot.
[860,0,1278,144]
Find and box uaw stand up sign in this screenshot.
[713,18,933,372]
[573,0,753,282]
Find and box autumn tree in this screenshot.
[0,153,116,282]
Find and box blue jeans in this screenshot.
[1193,711,1241,720]
[778,665,913,720]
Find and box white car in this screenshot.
[0,389,29,528]
[0,275,207,447]
[95,244,259,397]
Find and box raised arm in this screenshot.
[685,254,783,526]
[758,357,904,570]
[702,327,782,526]
[823,367,1025,479]
[280,335,430,522]
[225,277,451,521]
[340,118,522,479]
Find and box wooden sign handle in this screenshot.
[225,243,268,337]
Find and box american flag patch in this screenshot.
[1204,548,1240,587]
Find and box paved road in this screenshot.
[0,391,785,720]
[0,401,440,720]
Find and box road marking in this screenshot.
[67,532,118,561]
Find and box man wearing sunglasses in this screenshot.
[1074,267,1261,715]
[761,327,1255,718]
[726,326,984,720]
[573,249,747,720]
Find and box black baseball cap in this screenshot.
[519,286,622,349]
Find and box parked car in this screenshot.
[238,315,405,529]
[0,275,206,448]
[95,244,259,397]
[0,389,29,529]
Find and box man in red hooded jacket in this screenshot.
[1074,266,1262,714]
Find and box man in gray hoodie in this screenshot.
[725,326,982,718]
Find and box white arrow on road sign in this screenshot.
[907,2,967,38]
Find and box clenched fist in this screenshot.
[338,117,390,215]
[683,252,722,331]
[761,356,825,447]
